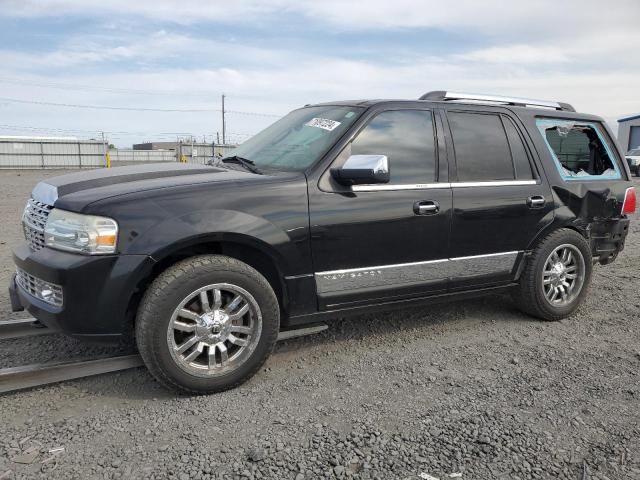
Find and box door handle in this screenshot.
[527,195,546,208]
[414,200,440,215]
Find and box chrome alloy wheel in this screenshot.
[167,283,262,377]
[541,244,585,307]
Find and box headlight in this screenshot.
[44,209,118,255]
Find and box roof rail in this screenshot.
[419,90,576,112]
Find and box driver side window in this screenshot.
[350,109,436,185]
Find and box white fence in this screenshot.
[110,144,237,165]
[109,149,175,164]
[0,137,107,169]
[0,138,237,169]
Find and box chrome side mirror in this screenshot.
[330,154,390,185]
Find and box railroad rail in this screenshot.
[0,317,59,341]
[0,320,327,394]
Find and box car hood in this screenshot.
[30,162,298,211]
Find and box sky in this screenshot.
[0,0,638,147]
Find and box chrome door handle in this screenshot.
[527,195,546,208]
[414,201,440,215]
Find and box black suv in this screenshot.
[10,91,636,393]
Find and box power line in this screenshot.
[0,123,256,138]
[0,96,282,117]
[0,77,263,100]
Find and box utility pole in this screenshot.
[221,94,226,145]
[101,131,106,167]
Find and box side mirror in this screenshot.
[330,154,390,185]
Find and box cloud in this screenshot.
[0,0,638,146]
[6,0,640,34]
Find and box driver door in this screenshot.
[308,108,452,309]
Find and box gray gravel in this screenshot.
[0,169,639,479]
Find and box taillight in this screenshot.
[622,187,636,215]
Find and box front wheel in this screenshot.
[514,229,592,321]
[135,255,280,394]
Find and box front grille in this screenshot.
[15,268,63,307]
[22,198,53,251]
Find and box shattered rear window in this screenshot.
[536,119,622,181]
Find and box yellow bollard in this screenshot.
[106,151,112,168]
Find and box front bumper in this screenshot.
[10,244,155,342]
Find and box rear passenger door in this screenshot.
[443,108,553,290]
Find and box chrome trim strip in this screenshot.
[449,251,519,279]
[315,251,521,296]
[352,183,450,192]
[451,180,537,188]
[351,180,537,192]
[316,259,449,295]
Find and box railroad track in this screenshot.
[0,317,60,341]
[0,319,327,394]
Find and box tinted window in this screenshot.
[537,119,621,180]
[351,110,436,184]
[503,116,533,180]
[448,112,514,181]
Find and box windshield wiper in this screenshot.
[220,156,262,174]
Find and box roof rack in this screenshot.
[419,90,576,112]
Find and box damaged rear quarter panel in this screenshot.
[517,110,632,261]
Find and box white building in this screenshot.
[617,114,640,153]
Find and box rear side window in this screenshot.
[448,112,533,182]
[536,119,622,180]
[350,109,436,185]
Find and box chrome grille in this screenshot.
[22,198,53,251]
[15,268,63,307]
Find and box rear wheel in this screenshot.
[514,229,592,321]
[136,255,279,394]
[635,165,640,177]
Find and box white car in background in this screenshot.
[627,148,640,177]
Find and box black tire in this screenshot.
[636,165,640,177]
[135,255,279,394]
[513,229,592,321]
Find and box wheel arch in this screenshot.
[124,234,289,331]
[515,221,589,282]
[526,220,589,253]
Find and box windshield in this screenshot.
[628,148,640,155]
[230,106,363,170]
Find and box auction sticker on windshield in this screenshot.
[305,118,341,131]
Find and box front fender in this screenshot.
[122,208,307,276]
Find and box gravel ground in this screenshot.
[0,169,639,480]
